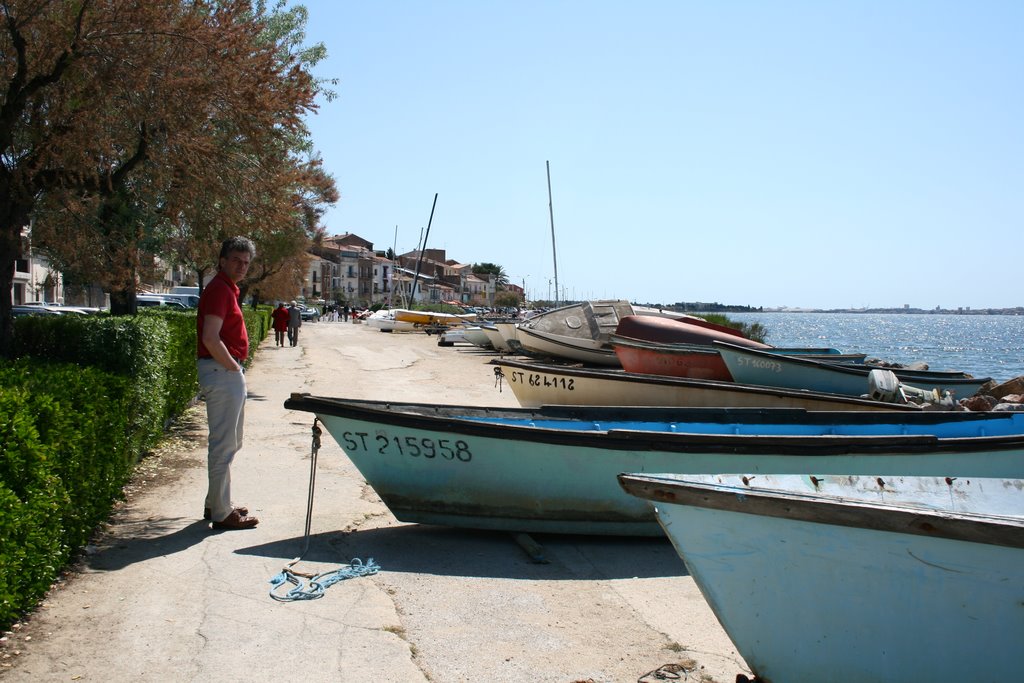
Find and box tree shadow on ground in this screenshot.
[84,519,211,572]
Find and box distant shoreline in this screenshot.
[754,307,1024,315]
[647,303,1024,316]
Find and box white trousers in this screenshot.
[198,358,247,522]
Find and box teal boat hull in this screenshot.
[284,396,1024,536]
[715,341,991,398]
[620,472,1024,682]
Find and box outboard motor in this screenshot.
[867,368,903,403]
[868,368,957,409]
[901,383,957,409]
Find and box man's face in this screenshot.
[220,250,252,283]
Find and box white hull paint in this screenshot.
[516,327,619,366]
[365,310,418,332]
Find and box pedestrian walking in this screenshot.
[196,236,260,530]
[287,300,302,346]
[271,302,289,346]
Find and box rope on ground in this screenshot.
[269,558,380,602]
[267,418,381,601]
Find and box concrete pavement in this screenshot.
[0,320,750,682]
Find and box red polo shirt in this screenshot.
[197,270,249,360]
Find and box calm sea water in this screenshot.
[725,312,1024,383]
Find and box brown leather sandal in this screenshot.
[211,509,259,530]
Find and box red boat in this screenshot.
[612,316,867,381]
[610,316,769,380]
[614,315,770,348]
[610,336,732,380]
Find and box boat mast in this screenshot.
[546,160,559,306]
[390,224,399,309]
[409,193,438,307]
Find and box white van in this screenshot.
[162,293,200,307]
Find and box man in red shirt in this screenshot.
[197,236,260,530]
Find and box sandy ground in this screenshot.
[0,320,750,683]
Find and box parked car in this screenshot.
[299,304,320,322]
[12,305,62,317]
[137,295,188,309]
[137,293,198,308]
[15,302,90,316]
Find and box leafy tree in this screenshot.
[472,263,509,288]
[0,0,334,343]
[494,290,521,308]
[160,1,337,303]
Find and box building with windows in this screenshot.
[11,225,69,305]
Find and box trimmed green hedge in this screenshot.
[0,304,270,628]
[0,361,135,625]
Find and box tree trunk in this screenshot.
[0,200,35,358]
[109,289,137,316]
[0,232,20,358]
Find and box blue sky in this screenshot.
[295,1,1022,309]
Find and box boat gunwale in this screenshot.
[284,394,1024,456]
[617,473,1024,549]
[714,340,992,385]
[609,334,722,356]
[611,335,867,362]
[489,358,922,411]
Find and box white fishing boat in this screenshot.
[479,324,509,352]
[364,309,417,332]
[516,326,619,365]
[493,321,521,352]
[461,326,493,349]
[618,472,1024,683]
[516,300,633,365]
[514,301,719,366]
[437,327,473,347]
